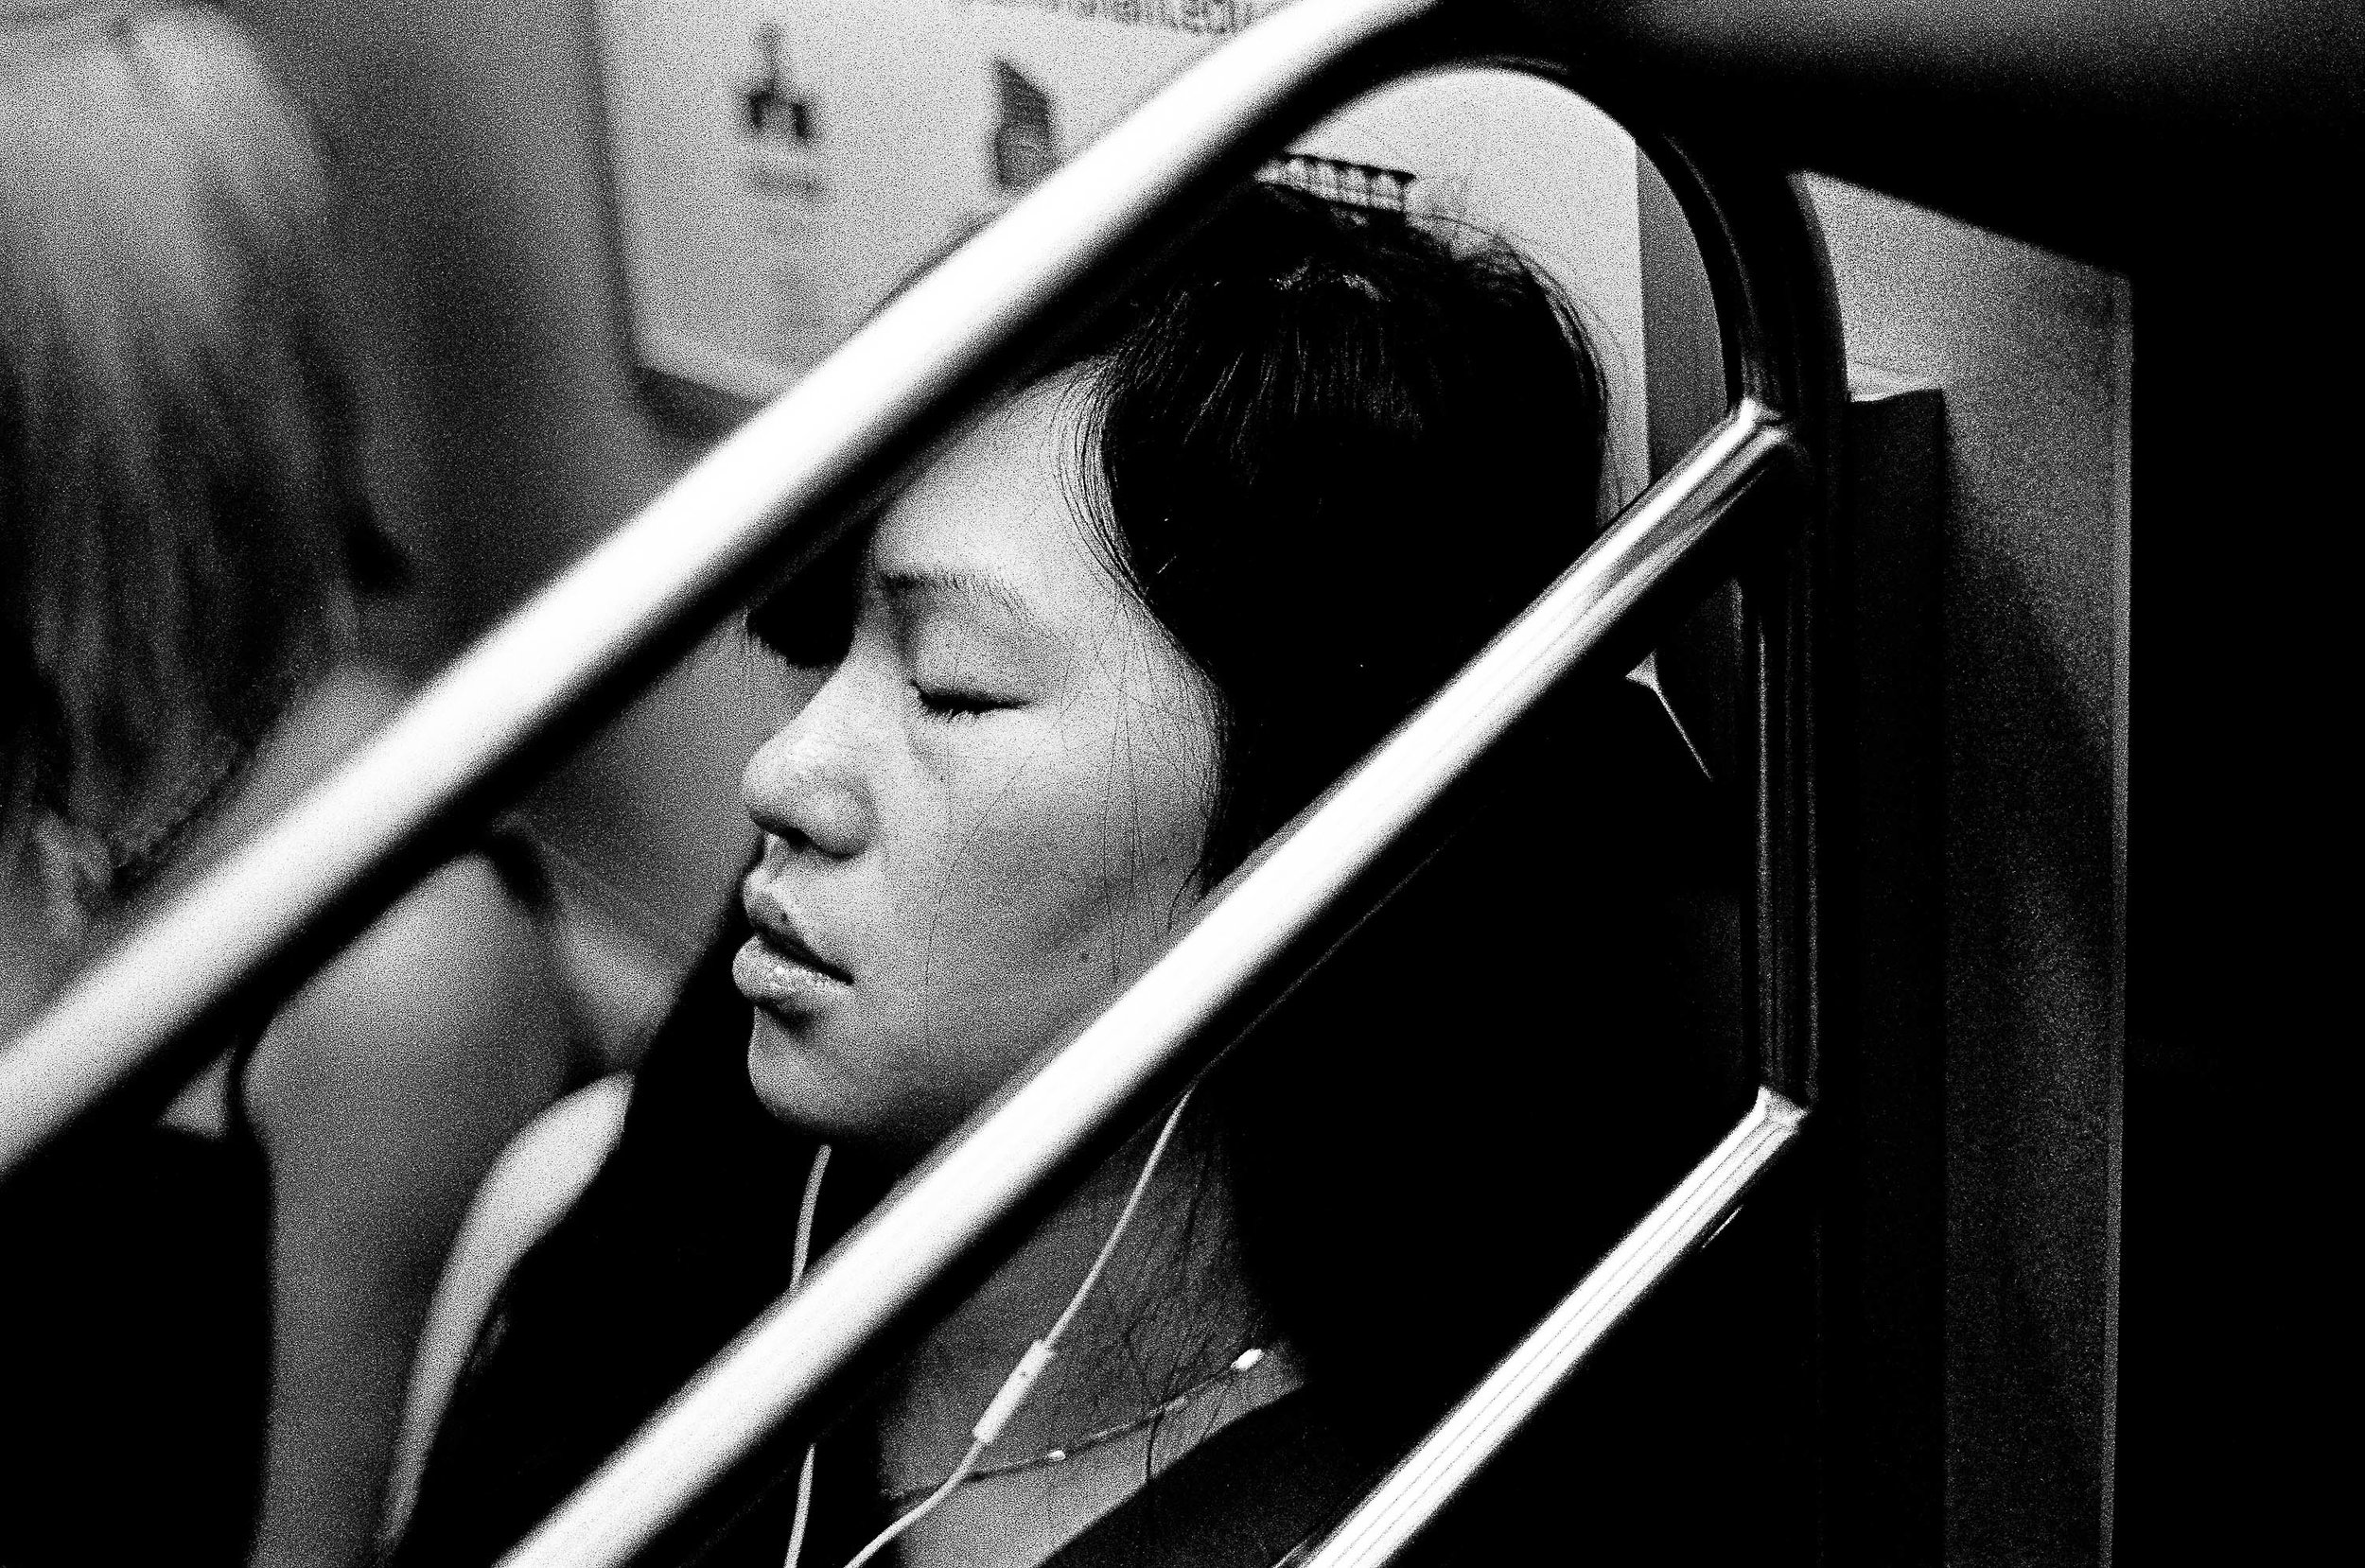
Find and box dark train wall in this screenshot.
[1813,182,2128,1567]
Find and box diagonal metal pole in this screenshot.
[1294,1086,1806,1568]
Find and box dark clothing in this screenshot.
[0,1121,272,1568]
[1042,1391,1366,1568]
[0,833,558,1568]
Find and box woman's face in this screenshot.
[736,379,1219,1147]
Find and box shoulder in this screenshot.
[243,846,581,1158]
[241,662,585,1137]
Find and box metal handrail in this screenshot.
[4,0,1840,1561]
[1298,1086,1806,1568]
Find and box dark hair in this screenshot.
[1052,183,1610,880]
[0,3,394,910]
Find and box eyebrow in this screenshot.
[876,566,1055,640]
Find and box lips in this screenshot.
[736,887,851,1013]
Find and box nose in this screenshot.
[742,667,875,862]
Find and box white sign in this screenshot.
[598,0,1646,494]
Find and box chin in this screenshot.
[743,1014,926,1151]
[744,1012,851,1132]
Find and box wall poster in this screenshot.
[598,0,1648,495]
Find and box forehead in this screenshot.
[866,378,1123,628]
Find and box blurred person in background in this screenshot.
[1,4,586,1563]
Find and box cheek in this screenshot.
[917,706,1208,981]
[1030,685,1214,960]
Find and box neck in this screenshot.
[868,1111,1270,1497]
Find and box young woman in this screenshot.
[394,181,1759,1568]
[0,6,585,1564]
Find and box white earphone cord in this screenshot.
[781,1143,832,1568]
[829,1087,1199,1568]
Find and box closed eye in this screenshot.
[912,682,1015,720]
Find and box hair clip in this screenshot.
[1254,151,1416,215]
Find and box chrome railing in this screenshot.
[1,0,1841,1562]
[1295,1086,1805,1568]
